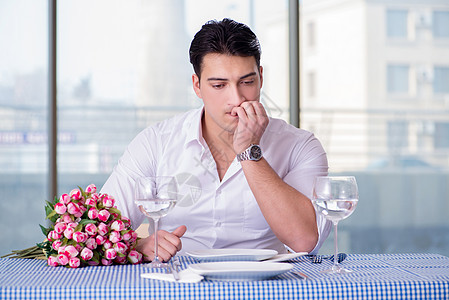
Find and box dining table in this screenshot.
[1,253,448,299]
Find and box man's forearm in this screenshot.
[241,158,318,253]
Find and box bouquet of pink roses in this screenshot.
[38,184,143,268]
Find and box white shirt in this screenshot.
[101,107,331,255]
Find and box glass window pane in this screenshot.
[433,11,449,38]
[434,66,449,94]
[301,1,449,257]
[57,0,289,198]
[387,65,409,93]
[0,0,48,256]
[386,9,408,38]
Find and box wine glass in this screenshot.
[134,176,178,268]
[312,176,358,274]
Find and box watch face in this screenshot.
[250,145,262,160]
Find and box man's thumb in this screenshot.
[172,225,187,238]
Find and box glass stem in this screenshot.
[333,221,339,269]
[153,218,160,262]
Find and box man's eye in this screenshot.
[212,84,225,89]
[241,80,254,85]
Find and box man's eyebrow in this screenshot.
[206,72,257,81]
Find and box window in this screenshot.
[307,21,315,47]
[387,120,409,150]
[0,0,48,256]
[386,9,408,38]
[307,72,316,98]
[435,122,449,148]
[433,11,449,38]
[434,66,449,94]
[301,0,449,257]
[0,0,290,257]
[387,65,409,93]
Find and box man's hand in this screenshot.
[136,225,187,262]
[231,101,268,154]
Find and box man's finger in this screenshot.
[172,225,187,238]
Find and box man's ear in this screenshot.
[259,66,263,88]
[192,74,202,99]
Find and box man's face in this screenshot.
[192,53,263,136]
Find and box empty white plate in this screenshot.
[186,249,278,262]
[188,261,293,281]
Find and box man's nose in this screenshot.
[228,85,245,106]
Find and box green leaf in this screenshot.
[79,219,96,225]
[78,186,87,199]
[75,224,83,232]
[46,210,58,220]
[39,224,50,237]
[108,207,121,216]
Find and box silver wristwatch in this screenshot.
[237,144,263,162]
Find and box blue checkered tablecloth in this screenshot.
[1,253,448,299]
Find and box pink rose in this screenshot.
[103,240,112,250]
[73,231,88,243]
[62,214,72,223]
[85,237,97,250]
[80,247,94,261]
[122,232,132,241]
[114,256,127,264]
[52,240,62,251]
[111,220,125,232]
[95,235,107,245]
[121,216,131,223]
[70,189,82,200]
[130,231,138,243]
[57,253,69,265]
[69,257,81,268]
[64,245,79,258]
[67,222,77,229]
[63,227,75,239]
[54,203,67,215]
[87,208,99,220]
[54,222,67,234]
[97,222,109,236]
[113,242,128,254]
[75,244,83,252]
[109,231,122,243]
[47,230,62,242]
[128,250,143,264]
[59,193,71,205]
[98,209,110,222]
[102,195,115,208]
[85,223,97,235]
[58,245,66,254]
[67,202,81,216]
[84,197,96,206]
[101,258,113,266]
[105,248,117,260]
[79,204,87,214]
[47,256,59,267]
[85,184,97,194]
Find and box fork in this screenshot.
[307,253,347,264]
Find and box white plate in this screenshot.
[188,261,293,281]
[185,249,278,262]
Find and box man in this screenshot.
[101,18,331,262]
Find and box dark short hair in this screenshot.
[189,18,261,78]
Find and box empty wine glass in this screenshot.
[134,176,178,268]
[312,176,358,274]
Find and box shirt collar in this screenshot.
[184,106,205,147]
